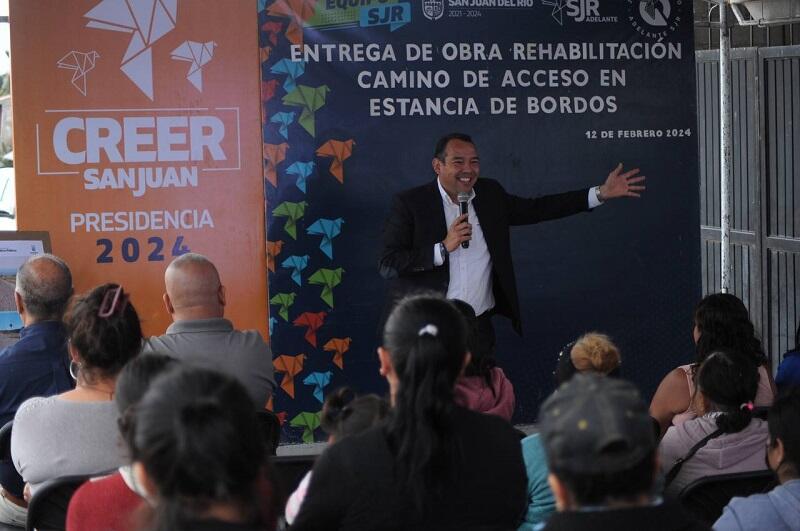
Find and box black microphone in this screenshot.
[457,192,470,249]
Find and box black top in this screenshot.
[542,501,710,531]
[291,406,527,531]
[378,179,590,334]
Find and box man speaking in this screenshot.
[378,132,645,353]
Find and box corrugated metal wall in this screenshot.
[696,45,800,368]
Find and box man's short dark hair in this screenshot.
[15,254,73,320]
[433,133,474,161]
[550,450,657,505]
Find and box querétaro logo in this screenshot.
[640,0,670,26]
[422,0,444,20]
[627,0,683,41]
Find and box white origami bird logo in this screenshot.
[57,51,100,96]
[170,41,217,92]
[84,0,178,100]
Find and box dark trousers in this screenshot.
[475,310,496,360]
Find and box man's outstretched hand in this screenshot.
[598,163,646,201]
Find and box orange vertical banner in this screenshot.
[10,0,267,336]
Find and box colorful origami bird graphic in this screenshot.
[264,143,289,188]
[57,51,100,96]
[261,20,282,46]
[285,161,315,193]
[282,85,330,137]
[308,268,343,308]
[272,201,307,240]
[84,0,178,100]
[269,292,296,321]
[260,46,272,65]
[316,139,355,184]
[267,0,317,45]
[289,411,320,443]
[293,311,327,347]
[170,40,217,92]
[273,353,305,398]
[269,317,277,337]
[271,59,306,93]
[323,337,352,369]
[266,240,284,273]
[270,112,296,141]
[281,255,309,286]
[306,218,344,260]
[262,79,279,104]
[303,371,332,403]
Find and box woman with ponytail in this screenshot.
[12,283,142,494]
[131,366,275,531]
[291,294,527,530]
[659,349,769,497]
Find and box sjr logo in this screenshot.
[566,0,599,22]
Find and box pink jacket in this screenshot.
[454,367,515,422]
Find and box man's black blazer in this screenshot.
[378,178,591,334]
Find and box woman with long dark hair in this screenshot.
[131,367,275,531]
[659,349,769,497]
[291,294,527,530]
[650,293,775,435]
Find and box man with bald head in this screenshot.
[142,253,275,407]
[0,254,74,526]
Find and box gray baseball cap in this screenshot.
[539,373,655,474]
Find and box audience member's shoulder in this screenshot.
[454,405,518,439]
[15,395,55,415]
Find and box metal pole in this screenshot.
[719,0,732,293]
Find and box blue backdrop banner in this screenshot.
[260,0,700,443]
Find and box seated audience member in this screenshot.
[291,295,527,530]
[284,387,388,525]
[539,373,708,530]
[131,366,275,531]
[0,254,73,527]
[650,293,775,436]
[660,350,769,497]
[451,299,515,421]
[518,332,622,530]
[714,387,800,531]
[11,283,141,494]
[141,253,276,407]
[775,322,800,393]
[66,353,177,531]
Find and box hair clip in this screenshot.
[739,401,754,411]
[418,324,438,337]
[98,285,128,318]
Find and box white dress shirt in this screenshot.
[433,180,603,316]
